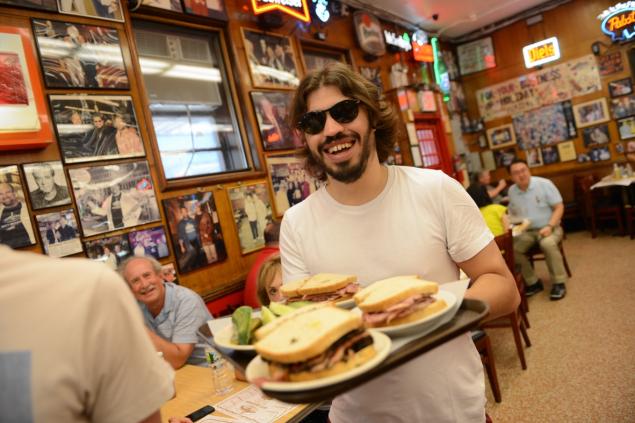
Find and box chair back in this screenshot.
[494,229,515,274]
[574,174,596,218]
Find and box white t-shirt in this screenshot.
[0,246,175,423]
[281,166,493,423]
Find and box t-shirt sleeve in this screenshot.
[441,175,494,263]
[87,268,174,423]
[544,179,563,206]
[280,210,311,283]
[172,292,212,344]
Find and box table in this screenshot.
[590,174,635,190]
[160,365,319,423]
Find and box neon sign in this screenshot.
[522,37,560,68]
[384,30,412,52]
[251,0,311,23]
[312,0,330,23]
[598,2,635,42]
[412,30,433,62]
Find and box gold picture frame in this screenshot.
[486,123,516,149]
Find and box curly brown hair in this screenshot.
[289,62,401,181]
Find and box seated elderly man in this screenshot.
[507,158,567,300]
[120,256,213,369]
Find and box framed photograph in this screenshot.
[486,124,516,149]
[572,98,610,128]
[183,0,227,20]
[481,150,496,171]
[557,140,577,162]
[513,101,577,149]
[227,181,273,254]
[141,0,183,11]
[589,146,611,162]
[84,234,131,269]
[50,95,145,164]
[35,208,82,257]
[598,51,623,76]
[493,148,516,168]
[0,0,57,11]
[161,262,178,284]
[541,146,560,165]
[360,67,383,93]
[610,94,635,119]
[618,117,635,140]
[577,153,591,163]
[0,165,36,248]
[128,226,170,259]
[301,46,346,73]
[608,78,632,97]
[0,26,54,151]
[32,19,128,89]
[250,91,302,151]
[57,0,124,22]
[525,148,543,168]
[22,161,72,210]
[241,28,300,89]
[616,143,625,154]
[69,161,161,237]
[457,37,496,76]
[162,191,227,274]
[582,124,610,147]
[266,154,322,217]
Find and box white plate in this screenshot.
[246,330,391,392]
[354,290,457,337]
[213,323,256,352]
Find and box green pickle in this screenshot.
[231,306,253,345]
[261,306,276,325]
[268,302,295,316]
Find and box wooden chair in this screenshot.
[495,230,530,327]
[472,330,501,403]
[576,174,624,238]
[482,230,531,370]
[527,237,572,278]
[626,205,635,239]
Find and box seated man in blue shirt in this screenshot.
[507,159,567,300]
[120,256,213,368]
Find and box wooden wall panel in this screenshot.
[459,0,631,202]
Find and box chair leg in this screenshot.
[520,319,531,347]
[520,306,530,329]
[509,313,527,370]
[483,335,502,403]
[560,244,572,278]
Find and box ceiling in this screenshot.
[346,0,569,42]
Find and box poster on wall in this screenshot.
[50,95,145,164]
[22,161,72,210]
[57,0,124,22]
[227,181,273,254]
[162,191,227,274]
[477,55,602,121]
[557,140,577,162]
[32,19,129,89]
[241,28,300,89]
[266,155,322,217]
[513,101,577,150]
[36,208,83,257]
[69,161,160,237]
[0,165,36,249]
[457,37,496,76]
[250,91,303,151]
[0,26,54,151]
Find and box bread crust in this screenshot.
[254,302,326,342]
[368,299,448,328]
[298,274,357,295]
[355,275,439,312]
[280,277,309,298]
[276,344,377,382]
[255,306,363,363]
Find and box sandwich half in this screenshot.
[280,273,359,303]
[254,304,376,382]
[354,275,447,328]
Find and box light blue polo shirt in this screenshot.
[508,176,562,229]
[140,282,213,366]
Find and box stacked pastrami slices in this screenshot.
[280,273,360,304]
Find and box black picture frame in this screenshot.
[32,18,129,90]
[0,165,37,249]
[608,78,633,98]
[582,124,610,147]
[610,94,635,120]
[49,94,145,164]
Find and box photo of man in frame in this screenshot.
[0,166,36,249]
[23,161,71,210]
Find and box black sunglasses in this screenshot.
[297,99,361,134]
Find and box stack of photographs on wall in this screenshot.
[162,191,227,274]
[69,161,160,237]
[35,208,83,257]
[0,165,36,249]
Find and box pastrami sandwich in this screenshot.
[354,275,447,328]
[253,304,375,382]
[280,273,359,304]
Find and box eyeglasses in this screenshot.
[297,99,361,134]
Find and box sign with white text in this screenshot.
[598,2,635,42]
[251,0,310,23]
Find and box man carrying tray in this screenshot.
[280,63,519,422]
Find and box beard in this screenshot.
[310,128,373,184]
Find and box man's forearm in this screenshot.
[146,328,192,369]
[464,273,519,320]
[548,203,564,227]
